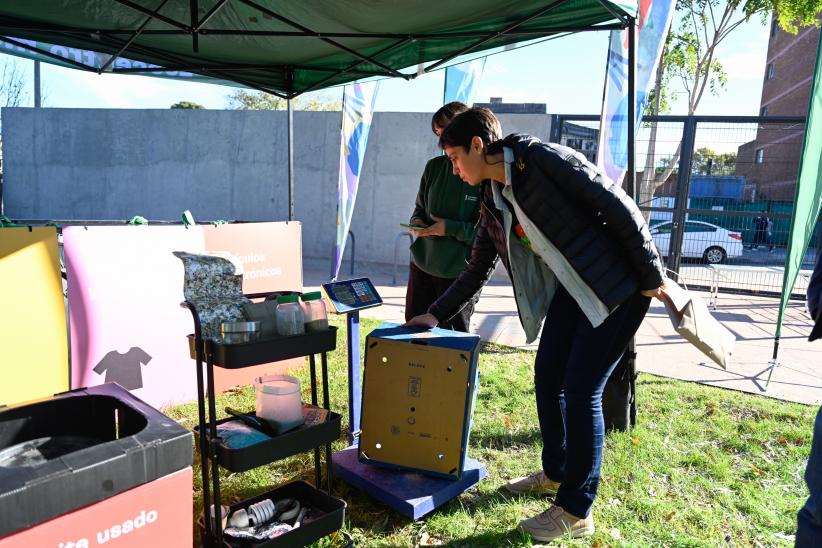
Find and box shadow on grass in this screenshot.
[470,428,542,449]
[439,530,527,547]
[340,480,535,546]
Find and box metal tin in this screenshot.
[221,321,261,344]
[221,321,261,333]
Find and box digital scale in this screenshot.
[322,277,382,315]
[321,277,486,520]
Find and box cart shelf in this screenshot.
[187,327,338,368]
[193,410,342,473]
[197,480,346,548]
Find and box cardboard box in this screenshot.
[359,323,480,480]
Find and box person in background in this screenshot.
[752,211,768,250]
[402,101,482,332]
[406,107,666,542]
[766,216,775,252]
[796,252,822,546]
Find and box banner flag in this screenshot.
[444,59,486,105]
[333,81,380,279]
[596,0,675,183]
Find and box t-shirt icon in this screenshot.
[93,347,152,390]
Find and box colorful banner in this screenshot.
[0,227,68,405]
[776,36,822,341]
[65,226,205,409]
[333,81,380,279]
[596,0,675,183]
[444,59,486,105]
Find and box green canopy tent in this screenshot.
[0,0,642,217]
[0,1,644,540]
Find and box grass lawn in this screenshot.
[166,316,816,546]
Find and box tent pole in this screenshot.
[627,16,636,200]
[626,16,638,426]
[287,98,294,221]
[766,337,780,388]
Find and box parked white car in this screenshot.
[649,221,743,264]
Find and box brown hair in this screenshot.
[431,101,469,133]
[438,107,502,155]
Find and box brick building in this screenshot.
[736,16,819,200]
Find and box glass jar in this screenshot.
[300,291,328,332]
[254,375,303,434]
[275,294,305,336]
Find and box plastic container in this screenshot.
[300,291,328,332]
[275,294,305,336]
[254,375,303,434]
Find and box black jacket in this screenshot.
[808,252,822,341]
[429,134,665,323]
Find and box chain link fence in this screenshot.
[553,114,811,298]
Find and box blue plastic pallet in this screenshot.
[331,446,487,520]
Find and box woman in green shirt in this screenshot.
[403,102,482,332]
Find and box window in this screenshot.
[766,63,775,80]
[651,223,673,234]
[684,222,717,233]
[760,106,768,117]
[755,148,765,164]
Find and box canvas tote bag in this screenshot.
[662,279,736,369]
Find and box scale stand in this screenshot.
[321,277,487,520]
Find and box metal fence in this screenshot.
[552,114,811,298]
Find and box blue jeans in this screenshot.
[534,286,650,518]
[796,406,822,546]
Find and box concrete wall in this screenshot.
[2,108,551,268]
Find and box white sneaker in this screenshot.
[519,504,595,542]
[504,470,560,495]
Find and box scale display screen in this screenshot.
[322,277,382,314]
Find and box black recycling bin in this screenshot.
[0,382,192,538]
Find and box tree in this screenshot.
[691,147,737,175]
[226,89,341,111]
[0,59,26,109]
[170,101,205,109]
[0,58,28,207]
[638,0,822,211]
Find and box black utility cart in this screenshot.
[185,294,345,547]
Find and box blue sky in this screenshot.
[0,16,770,115]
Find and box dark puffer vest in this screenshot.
[429,134,665,323]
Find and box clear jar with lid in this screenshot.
[300,291,328,332]
[275,294,305,336]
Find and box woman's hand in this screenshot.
[415,215,446,237]
[403,222,426,234]
[403,313,438,329]
[641,284,667,300]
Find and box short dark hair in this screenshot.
[431,102,469,133]
[438,107,502,153]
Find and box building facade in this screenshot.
[735,17,819,200]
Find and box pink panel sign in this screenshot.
[0,468,192,548]
[64,226,204,408]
